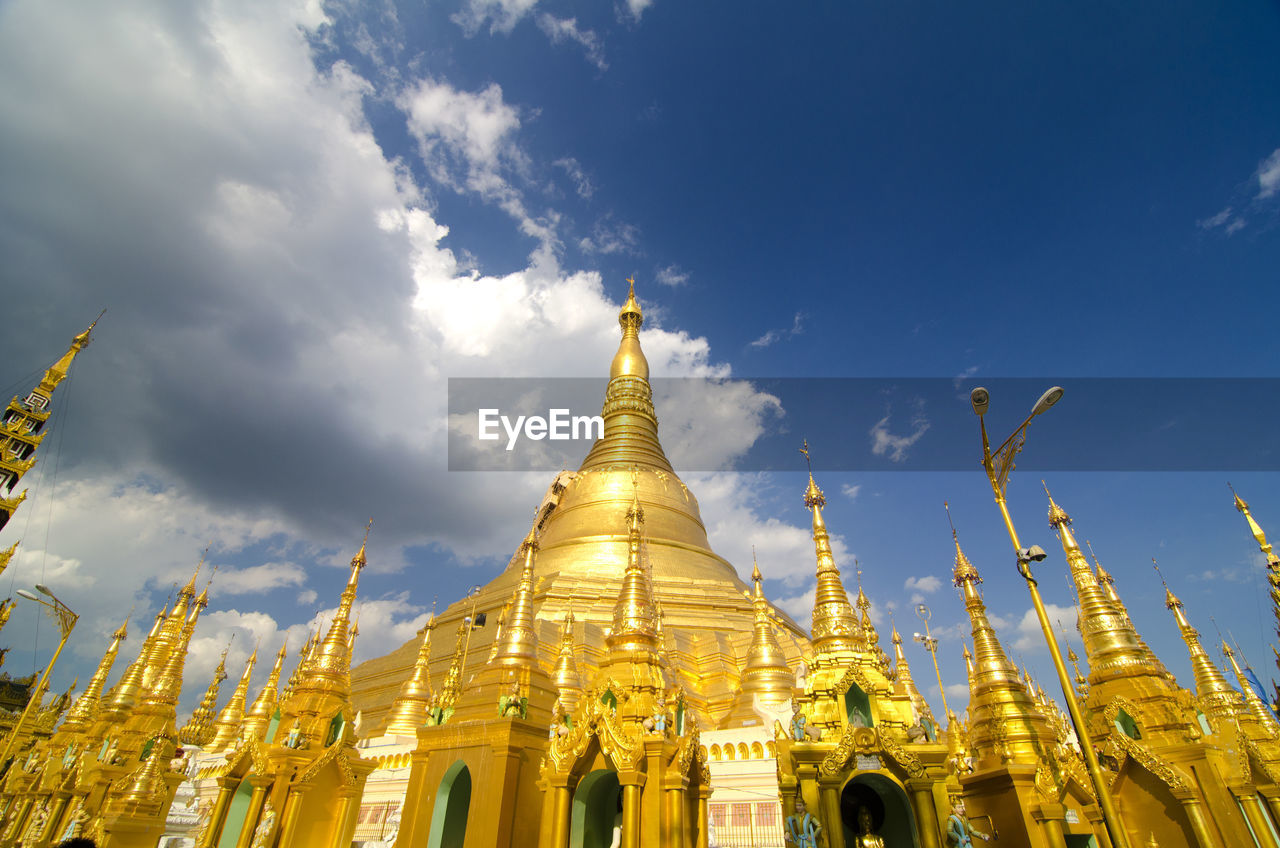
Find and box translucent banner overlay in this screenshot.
[448,377,1280,472]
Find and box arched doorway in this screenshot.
[216,779,254,848]
[839,774,919,848]
[427,761,471,848]
[570,769,621,848]
[845,684,873,727]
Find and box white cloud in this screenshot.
[1255,147,1280,200]
[536,14,607,71]
[869,406,930,462]
[578,215,641,255]
[452,0,540,35]
[620,0,653,22]
[1198,207,1233,230]
[904,575,942,594]
[655,263,690,287]
[554,157,594,199]
[841,483,861,500]
[952,365,979,390]
[1010,603,1078,654]
[749,312,804,349]
[212,562,308,594]
[297,589,319,605]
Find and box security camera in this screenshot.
[970,387,990,416]
[1018,545,1048,563]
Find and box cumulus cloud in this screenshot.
[554,158,595,199]
[579,215,641,255]
[1010,603,1078,654]
[620,0,653,22]
[655,263,690,287]
[0,0,778,703]
[869,405,930,462]
[1198,146,1280,235]
[452,0,539,35]
[749,312,805,349]
[1255,148,1280,200]
[536,14,607,71]
[841,483,861,500]
[904,574,942,603]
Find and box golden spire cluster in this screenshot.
[208,648,256,751]
[242,644,287,742]
[178,646,228,746]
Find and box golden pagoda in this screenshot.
[1047,490,1280,848]
[1232,487,1280,677]
[950,519,1105,846]
[776,463,954,848]
[0,316,99,532]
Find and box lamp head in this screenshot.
[970,387,990,416]
[915,603,930,620]
[35,584,53,598]
[16,589,39,601]
[1030,386,1064,418]
[1018,545,1048,564]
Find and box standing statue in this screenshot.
[795,660,809,692]
[191,798,215,846]
[250,800,277,848]
[783,798,821,848]
[790,703,808,741]
[856,807,885,848]
[283,718,307,749]
[945,800,991,847]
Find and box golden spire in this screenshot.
[179,647,228,746]
[892,621,934,723]
[281,629,315,702]
[385,618,436,736]
[101,605,167,719]
[1045,485,1167,684]
[1,316,101,530]
[60,617,129,736]
[551,611,583,714]
[607,484,660,655]
[1067,646,1088,699]
[142,585,203,714]
[243,644,287,742]
[723,551,796,726]
[437,620,469,712]
[803,443,859,654]
[295,524,370,703]
[0,542,16,580]
[953,519,1055,768]
[1222,642,1279,732]
[1230,485,1280,651]
[1159,567,1244,727]
[578,278,673,472]
[117,734,173,810]
[492,528,541,665]
[962,643,974,682]
[0,596,15,633]
[207,649,256,751]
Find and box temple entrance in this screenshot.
[216,779,253,848]
[839,774,919,848]
[426,761,471,848]
[570,769,621,848]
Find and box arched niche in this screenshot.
[426,760,471,848]
[839,772,920,848]
[569,768,621,848]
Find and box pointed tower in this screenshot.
[952,524,1057,770]
[550,611,583,716]
[207,649,256,752]
[722,555,796,727]
[1162,583,1246,729]
[383,620,436,737]
[802,453,859,659]
[1232,488,1280,660]
[1223,643,1280,734]
[56,618,129,740]
[242,644,287,743]
[891,622,934,726]
[96,605,168,732]
[598,484,665,698]
[0,317,99,531]
[178,647,228,747]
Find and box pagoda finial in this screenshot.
[179,647,229,746]
[723,549,795,726]
[1160,569,1244,725]
[1223,641,1280,731]
[578,278,671,471]
[208,649,256,751]
[385,617,436,736]
[1228,484,1280,661]
[608,485,660,655]
[551,610,584,715]
[947,503,979,586]
[492,526,540,665]
[243,644,287,742]
[60,616,129,736]
[804,454,857,654]
[0,317,102,531]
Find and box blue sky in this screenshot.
[1,0,1278,720]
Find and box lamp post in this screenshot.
[970,385,1131,848]
[457,586,482,688]
[912,603,952,723]
[0,585,78,768]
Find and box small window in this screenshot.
[1113,709,1141,740]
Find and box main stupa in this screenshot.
[350,281,809,730]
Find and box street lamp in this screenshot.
[0,585,78,768]
[912,603,952,723]
[970,386,1132,848]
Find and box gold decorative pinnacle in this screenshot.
[947,502,979,586]
[1042,480,1071,526]
[801,440,825,509]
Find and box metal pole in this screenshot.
[0,628,72,767]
